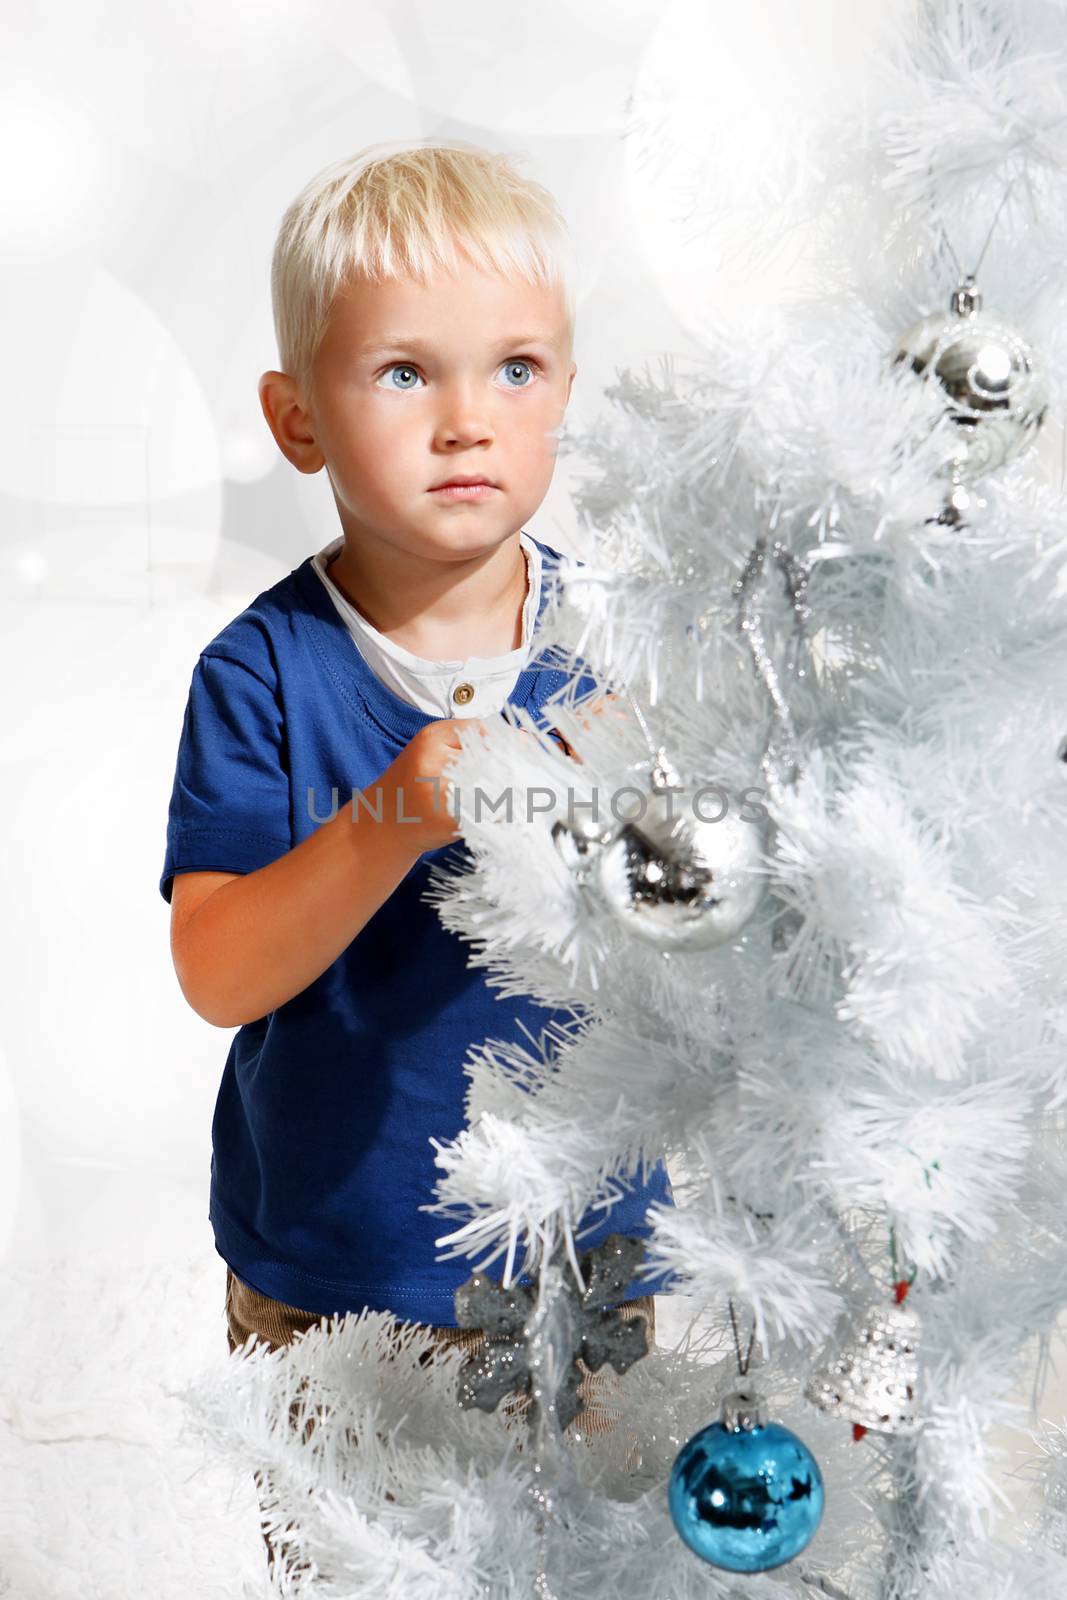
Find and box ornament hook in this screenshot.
[604,680,686,794]
[728,1296,756,1378]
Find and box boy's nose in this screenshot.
[434,409,494,447]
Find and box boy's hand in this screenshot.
[378,705,619,854]
[378,717,495,852]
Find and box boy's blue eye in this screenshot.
[379,364,424,390]
[375,358,538,391]
[499,359,535,388]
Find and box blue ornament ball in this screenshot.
[668,1413,824,1573]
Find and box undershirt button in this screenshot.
[452,682,475,706]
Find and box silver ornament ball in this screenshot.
[893,275,1047,485]
[594,785,768,951]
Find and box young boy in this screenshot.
[159,138,674,1481]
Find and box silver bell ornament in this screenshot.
[893,275,1047,512]
[594,749,769,952]
[804,1284,921,1438]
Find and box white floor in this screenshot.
[1,1250,1063,1597]
[0,1252,271,1600]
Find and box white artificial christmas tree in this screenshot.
[182,2,1067,1594]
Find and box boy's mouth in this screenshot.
[429,481,500,500]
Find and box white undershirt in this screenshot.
[309,531,542,719]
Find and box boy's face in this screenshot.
[262,253,577,564]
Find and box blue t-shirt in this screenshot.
[159,535,675,1323]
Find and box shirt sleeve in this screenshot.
[159,651,293,904]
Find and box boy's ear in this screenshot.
[566,361,577,405]
[258,371,325,474]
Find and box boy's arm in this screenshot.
[170,717,476,1029]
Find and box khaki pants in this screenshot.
[224,1266,655,1575]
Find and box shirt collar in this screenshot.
[290,534,567,748]
[309,532,542,719]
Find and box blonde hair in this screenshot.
[268,137,577,399]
